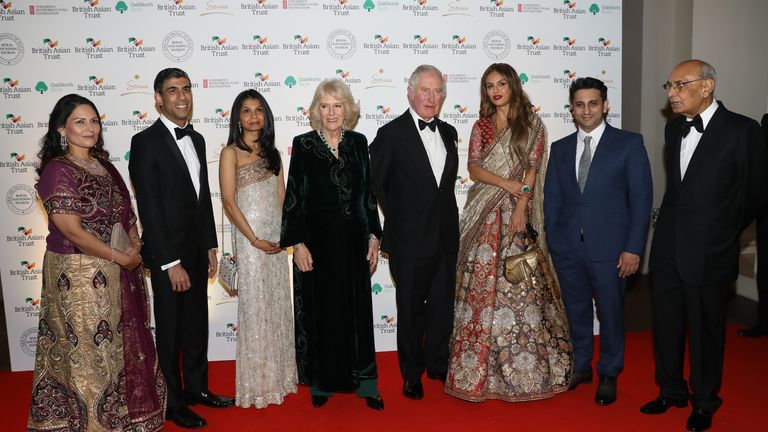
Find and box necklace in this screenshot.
[66,154,103,172]
[318,129,344,154]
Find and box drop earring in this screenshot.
[238,123,242,134]
[60,134,68,151]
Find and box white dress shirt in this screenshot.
[409,107,446,185]
[158,115,202,271]
[680,100,718,179]
[575,120,607,176]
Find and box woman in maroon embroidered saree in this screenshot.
[445,65,573,402]
[28,94,166,431]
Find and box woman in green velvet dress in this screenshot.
[280,79,384,410]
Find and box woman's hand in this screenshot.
[118,244,142,271]
[367,238,380,274]
[501,178,532,200]
[293,243,313,272]
[252,239,282,254]
[509,207,528,235]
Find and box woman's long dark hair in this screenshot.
[479,64,533,164]
[36,94,109,180]
[226,89,280,176]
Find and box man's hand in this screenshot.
[617,251,640,278]
[367,239,380,274]
[167,264,191,292]
[208,248,218,279]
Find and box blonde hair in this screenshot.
[308,78,360,131]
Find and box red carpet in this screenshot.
[4,325,766,431]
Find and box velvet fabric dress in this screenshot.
[280,130,382,393]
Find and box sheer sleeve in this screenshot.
[38,160,93,217]
[527,115,547,171]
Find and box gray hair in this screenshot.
[407,64,447,95]
[308,78,361,131]
[696,60,717,82]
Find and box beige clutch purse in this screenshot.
[110,223,131,253]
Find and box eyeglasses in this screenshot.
[662,78,705,92]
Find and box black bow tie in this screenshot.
[681,115,704,137]
[174,124,194,140]
[418,118,437,132]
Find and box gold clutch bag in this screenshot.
[503,246,539,285]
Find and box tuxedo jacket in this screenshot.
[649,102,768,286]
[369,110,459,258]
[128,119,218,269]
[544,124,653,262]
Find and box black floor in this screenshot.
[0,275,760,371]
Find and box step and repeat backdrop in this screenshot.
[1,0,622,371]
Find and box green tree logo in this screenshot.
[364,0,375,12]
[124,150,131,161]
[115,1,128,13]
[372,283,382,295]
[35,81,49,94]
[589,3,600,15]
[519,73,529,85]
[284,76,297,88]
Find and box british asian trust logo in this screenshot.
[363,34,401,55]
[241,0,279,16]
[588,37,620,57]
[454,175,473,194]
[118,37,157,59]
[403,0,437,17]
[7,226,45,247]
[203,107,231,130]
[243,72,281,93]
[365,103,398,126]
[443,104,479,125]
[31,37,71,61]
[122,109,155,132]
[404,34,437,55]
[441,34,477,55]
[2,113,33,135]
[0,0,26,21]
[517,35,551,56]
[374,314,397,334]
[480,0,515,17]
[75,37,114,60]
[243,34,280,56]
[286,34,322,56]
[1,77,32,100]
[158,0,196,17]
[77,74,117,98]
[9,259,42,282]
[216,323,238,342]
[72,0,115,18]
[200,35,239,57]
[554,1,601,19]
[322,0,361,16]
[2,152,38,174]
[15,296,41,318]
[553,35,585,57]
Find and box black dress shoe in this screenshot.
[167,406,207,429]
[184,390,235,408]
[568,368,593,391]
[686,410,713,431]
[595,375,617,406]
[426,371,447,383]
[640,397,688,414]
[311,395,328,408]
[364,395,385,410]
[737,326,768,337]
[402,380,424,400]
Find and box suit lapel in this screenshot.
[583,125,614,194]
[437,120,456,188]
[563,132,580,193]
[155,119,199,203]
[400,110,439,187]
[681,105,726,187]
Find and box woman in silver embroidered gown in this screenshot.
[219,89,297,408]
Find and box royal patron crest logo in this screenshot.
[326,29,356,59]
[482,30,510,60]
[162,30,194,62]
[0,33,24,65]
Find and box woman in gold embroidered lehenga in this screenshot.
[28,94,165,431]
[445,64,573,402]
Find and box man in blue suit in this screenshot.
[544,77,653,406]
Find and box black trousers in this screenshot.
[651,253,729,413]
[754,212,768,329]
[389,252,456,382]
[150,255,210,412]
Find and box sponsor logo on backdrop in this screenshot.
[365,68,397,89]
[326,29,356,59]
[2,113,33,135]
[20,327,38,356]
[122,110,155,131]
[285,34,321,56]
[0,0,26,21]
[532,105,552,119]
[480,0,515,17]
[403,0,436,17]
[555,103,574,124]
[374,315,397,334]
[371,282,395,295]
[554,69,576,88]
[76,37,114,60]
[243,72,281,92]
[443,104,479,125]
[322,0,360,16]
[201,77,240,89]
[454,175,473,194]
[482,30,510,60]
[364,103,398,126]
[28,4,68,15]
[518,3,548,13]
[517,72,551,85]
[72,0,114,18]
[200,35,239,57]
[444,73,478,85]
[201,0,233,15]
[32,38,71,61]
[598,3,619,14]
[554,0,588,19]
[242,0,278,15]
[119,2,155,12]
[335,69,361,85]
[120,74,153,96]
[33,80,73,94]
[282,0,320,10]
[363,34,400,55]
[286,107,310,128]
[553,36,585,57]
[118,37,157,59]
[9,260,42,282]
[99,114,118,132]
[2,153,39,174]
[15,297,41,318]
[0,33,24,65]
[158,0,195,16]
[283,75,321,88]
[203,108,231,129]
[77,75,117,98]
[404,34,437,55]
[215,323,237,342]
[1,77,32,100]
[442,34,477,55]
[441,0,471,16]
[7,226,44,247]
[243,34,280,56]
[517,35,551,56]
[368,0,400,11]
[588,37,620,57]
[162,30,194,62]
[7,183,37,214]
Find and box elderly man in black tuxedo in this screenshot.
[129,68,234,429]
[642,59,767,432]
[370,64,459,400]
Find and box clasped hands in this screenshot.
[293,238,380,274]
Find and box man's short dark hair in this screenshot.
[569,77,608,103]
[153,68,190,94]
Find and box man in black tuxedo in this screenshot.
[370,64,459,400]
[738,112,768,338]
[642,60,767,432]
[129,68,234,429]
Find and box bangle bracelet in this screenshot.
[250,238,259,246]
[110,247,115,263]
